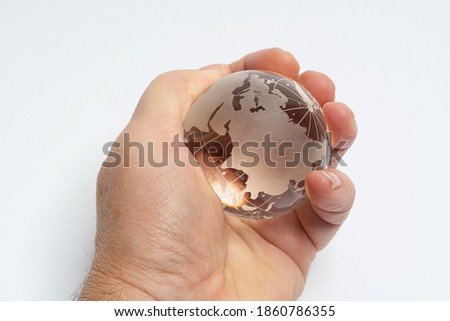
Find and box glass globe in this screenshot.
[183,70,328,219]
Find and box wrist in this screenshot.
[79,266,156,301]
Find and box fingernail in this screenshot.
[321,170,342,190]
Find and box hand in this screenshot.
[79,48,357,300]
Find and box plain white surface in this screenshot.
[1,0,449,300]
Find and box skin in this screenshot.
[79,48,357,300]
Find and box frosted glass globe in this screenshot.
[183,70,328,219]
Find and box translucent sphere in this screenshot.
[183,70,328,219]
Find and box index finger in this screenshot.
[229,48,300,79]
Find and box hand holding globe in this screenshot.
[80,48,357,300]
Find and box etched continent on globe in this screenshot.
[183,70,328,219]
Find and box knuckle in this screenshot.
[153,70,185,83]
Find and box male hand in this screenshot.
[79,48,357,300]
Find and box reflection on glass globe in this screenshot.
[183,70,329,219]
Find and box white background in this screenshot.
[0,0,449,300]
